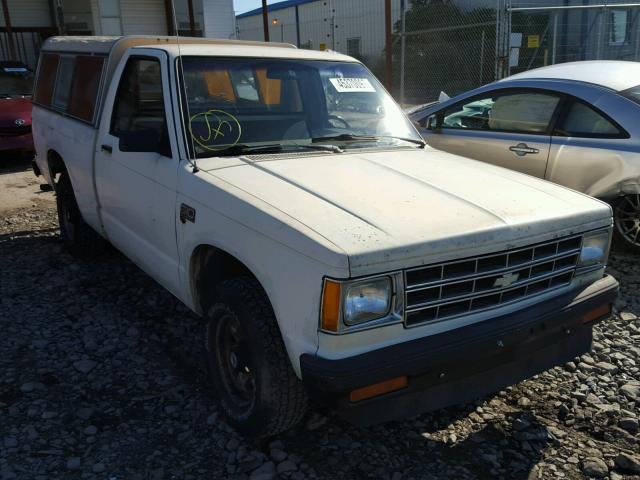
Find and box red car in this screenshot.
[0,61,34,158]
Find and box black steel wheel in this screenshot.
[55,171,107,258]
[204,277,308,437]
[213,310,256,417]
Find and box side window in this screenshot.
[110,57,170,155]
[68,55,106,122]
[442,91,560,134]
[556,101,622,137]
[52,56,76,110]
[34,53,59,106]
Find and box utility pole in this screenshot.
[384,0,393,92]
[400,0,406,105]
[187,0,196,36]
[262,0,270,42]
[1,0,16,60]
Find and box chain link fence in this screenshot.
[392,1,497,106]
[235,0,640,106]
[509,1,640,76]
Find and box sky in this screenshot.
[233,0,269,15]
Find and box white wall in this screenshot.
[0,0,52,27]
[89,0,168,35]
[202,0,236,39]
[121,0,168,35]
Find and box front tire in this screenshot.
[56,171,106,258]
[613,194,640,254]
[205,277,308,437]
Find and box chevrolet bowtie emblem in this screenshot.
[493,272,520,288]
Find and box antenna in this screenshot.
[169,0,199,173]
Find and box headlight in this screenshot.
[320,275,399,333]
[579,229,611,267]
[344,277,392,325]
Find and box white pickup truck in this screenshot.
[32,36,618,437]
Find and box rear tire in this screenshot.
[204,277,308,438]
[612,194,640,254]
[56,171,107,258]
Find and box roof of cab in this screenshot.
[151,43,356,62]
[503,60,640,92]
[41,35,297,54]
[41,34,354,65]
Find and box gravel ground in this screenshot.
[1,169,639,480]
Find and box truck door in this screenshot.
[94,50,181,296]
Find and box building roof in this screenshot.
[503,60,640,92]
[237,0,317,19]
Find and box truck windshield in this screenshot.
[0,65,34,97]
[180,57,422,157]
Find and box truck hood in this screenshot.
[200,148,611,276]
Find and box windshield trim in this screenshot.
[621,84,640,105]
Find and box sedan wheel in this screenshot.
[613,194,640,251]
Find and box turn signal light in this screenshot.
[321,280,341,332]
[349,376,408,403]
[581,303,612,324]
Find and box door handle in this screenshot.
[101,144,113,154]
[509,143,539,156]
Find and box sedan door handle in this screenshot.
[101,144,113,154]
[509,143,539,156]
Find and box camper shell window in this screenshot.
[34,51,106,124]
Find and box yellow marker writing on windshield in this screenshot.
[188,109,242,152]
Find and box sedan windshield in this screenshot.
[0,65,33,97]
[181,57,422,157]
[622,85,640,105]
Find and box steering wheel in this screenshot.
[327,114,351,130]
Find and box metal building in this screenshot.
[235,0,402,65]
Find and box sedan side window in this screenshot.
[110,57,171,156]
[442,91,560,134]
[556,101,623,137]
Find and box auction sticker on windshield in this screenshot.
[329,78,376,93]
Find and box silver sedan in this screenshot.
[408,61,640,253]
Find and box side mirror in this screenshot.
[425,114,440,131]
[118,128,171,156]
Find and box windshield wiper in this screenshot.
[312,133,426,148]
[205,142,342,157]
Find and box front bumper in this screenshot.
[300,275,618,425]
[0,132,33,153]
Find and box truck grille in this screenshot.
[404,235,582,327]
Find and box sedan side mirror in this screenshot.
[424,114,440,131]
